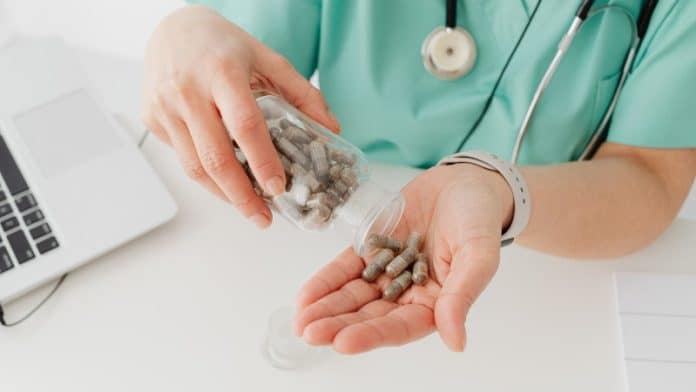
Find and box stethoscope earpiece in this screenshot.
[422,26,477,80]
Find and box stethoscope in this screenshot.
[422,0,660,163]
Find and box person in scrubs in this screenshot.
[143,1,696,353]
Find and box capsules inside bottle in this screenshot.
[235,94,404,257]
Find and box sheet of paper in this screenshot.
[615,272,696,392]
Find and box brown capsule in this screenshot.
[269,126,281,140]
[385,247,417,278]
[327,146,357,166]
[309,141,329,181]
[303,204,332,229]
[406,231,423,251]
[328,164,343,180]
[283,125,313,145]
[279,118,292,130]
[340,167,358,186]
[366,234,402,253]
[361,249,395,282]
[307,192,340,210]
[276,137,310,168]
[332,179,349,195]
[412,253,429,285]
[383,270,413,301]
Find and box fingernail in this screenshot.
[266,176,285,196]
[250,212,271,229]
[328,111,341,131]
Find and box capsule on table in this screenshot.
[406,231,423,251]
[385,246,417,278]
[412,253,429,285]
[309,141,329,182]
[383,270,413,301]
[361,248,395,282]
[276,137,310,168]
[366,234,402,253]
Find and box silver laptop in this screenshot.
[0,36,177,303]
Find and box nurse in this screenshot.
[143,1,696,353]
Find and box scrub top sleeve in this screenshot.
[186,0,321,78]
[607,1,696,149]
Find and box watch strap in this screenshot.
[437,151,531,246]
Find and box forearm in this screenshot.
[515,144,696,259]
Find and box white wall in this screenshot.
[3,0,184,59]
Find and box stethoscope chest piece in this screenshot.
[422,26,477,80]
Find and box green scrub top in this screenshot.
[188,0,696,167]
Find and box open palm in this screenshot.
[294,165,511,353]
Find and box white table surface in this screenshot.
[0,37,695,392]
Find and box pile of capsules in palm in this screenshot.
[361,231,430,301]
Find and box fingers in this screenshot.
[152,108,228,202]
[180,95,272,226]
[295,278,382,337]
[434,237,500,352]
[303,300,396,346]
[211,64,286,197]
[333,304,434,354]
[256,49,340,133]
[295,248,365,310]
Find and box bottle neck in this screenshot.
[333,180,405,257]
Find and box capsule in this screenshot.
[385,246,417,278]
[366,234,402,253]
[283,125,313,145]
[329,164,343,180]
[340,167,358,186]
[307,192,340,210]
[279,118,292,130]
[327,146,357,166]
[276,137,310,168]
[412,253,429,285]
[332,179,349,196]
[272,194,303,221]
[279,154,293,175]
[299,172,323,192]
[289,181,310,206]
[269,126,281,140]
[303,204,332,229]
[309,141,329,182]
[361,249,395,282]
[406,231,423,251]
[383,270,413,301]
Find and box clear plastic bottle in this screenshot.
[238,94,405,257]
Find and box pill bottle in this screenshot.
[237,94,405,256]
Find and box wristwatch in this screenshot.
[438,151,531,246]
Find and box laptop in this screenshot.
[0,36,177,303]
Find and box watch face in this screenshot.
[422,26,478,80]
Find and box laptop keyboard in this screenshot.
[0,134,60,274]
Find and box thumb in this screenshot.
[255,48,340,133]
[434,237,500,352]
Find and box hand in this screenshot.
[142,5,339,228]
[294,165,514,353]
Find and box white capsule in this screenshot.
[289,181,311,206]
[272,194,304,222]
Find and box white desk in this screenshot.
[0,46,695,392]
